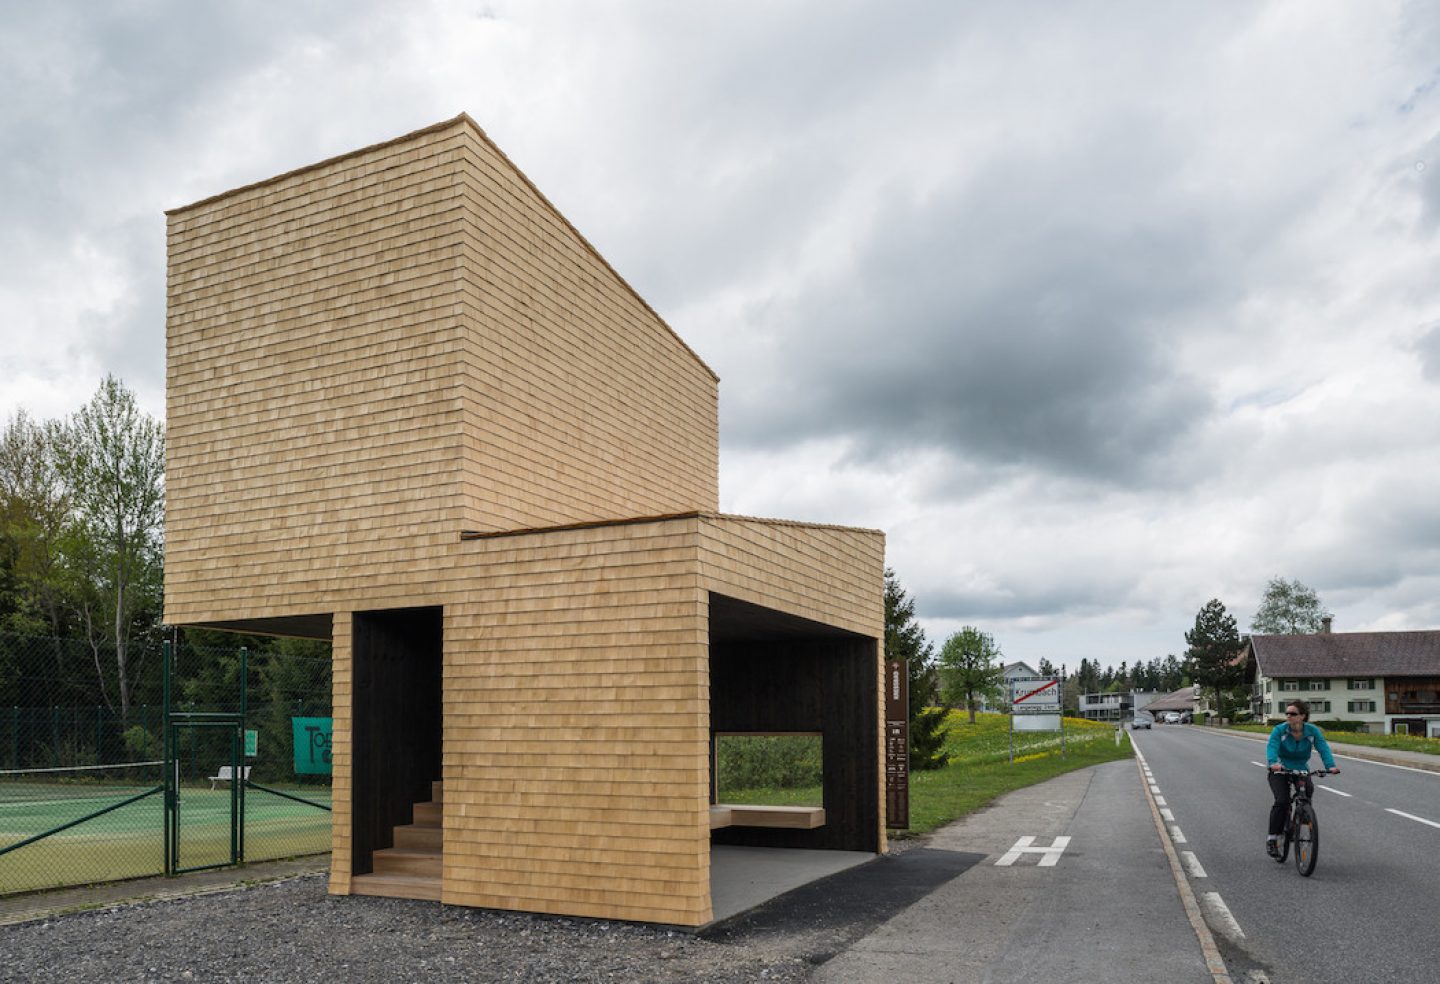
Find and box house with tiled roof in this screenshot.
[1239,629,1440,736]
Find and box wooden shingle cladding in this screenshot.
[163,115,886,928]
[164,114,718,627]
[164,121,472,627]
[699,515,885,639]
[453,124,719,532]
[443,518,711,924]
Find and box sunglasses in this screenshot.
[1285,711,1302,716]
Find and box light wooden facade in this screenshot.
[165,115,884,926]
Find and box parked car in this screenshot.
[1178,711,1192,724]
[1130,715,1153,730]
[1163,711,1182,724]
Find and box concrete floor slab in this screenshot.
[708,845,875,924]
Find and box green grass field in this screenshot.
[901,711,1134,836]
[1229,722,1440,756]
[718,712,1134,834]
[0,782,331,896]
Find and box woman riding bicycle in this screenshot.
[1266,699,1339,857]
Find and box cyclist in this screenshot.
[1266,698,1339,857]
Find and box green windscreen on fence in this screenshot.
[0,631,332,897]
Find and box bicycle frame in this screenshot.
[1275,768,1328,876]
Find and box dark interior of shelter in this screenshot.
[708,593,880,852]
[351,606,443,875]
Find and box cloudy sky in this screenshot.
[3,1,1439,670]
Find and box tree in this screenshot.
[58,376,165,719]
[884,569,948,770]
[938,626,1004,724]
[1185,599,1244,723]
[1037,658,1056,678]
[1250,577,1326,635]
[0,411,74,638]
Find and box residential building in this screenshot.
[1241,630,1440,736]
[1079,689,1160,723]
[983,661,1040,712]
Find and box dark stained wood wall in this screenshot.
[709,637,879,851]
[351,607,443,875]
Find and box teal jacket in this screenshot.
[1267,721,1337,771]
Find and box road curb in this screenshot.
[1130,738,1234,984]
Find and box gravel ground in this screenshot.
[0,873,821,984]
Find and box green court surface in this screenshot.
[0,783,331,896]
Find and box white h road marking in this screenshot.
[996,835,1072,866]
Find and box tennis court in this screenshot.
[1,764,331,896]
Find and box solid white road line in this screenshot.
[1386,808,1440,829]
[1182,851,1208,878]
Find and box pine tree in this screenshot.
[1185,599,1244,722]
[883,568,948,770]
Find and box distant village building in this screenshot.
[1079,689,1161,723]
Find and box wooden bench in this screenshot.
[208,765,251,790]
[710,804,826,830]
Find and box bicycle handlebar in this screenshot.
[1275,768,1335,776]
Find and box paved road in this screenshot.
[816,759,1219,984]
[1131,726,1440,984]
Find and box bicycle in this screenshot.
[1272,768,1332,876]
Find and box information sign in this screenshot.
[884,660,909,829]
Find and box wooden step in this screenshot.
[373,845,442,878]
[412,800,441,826]
[393,822,442,851]
[350,872,440,902]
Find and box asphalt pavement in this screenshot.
[813,756,1225,984]
[1131,726,1440,984]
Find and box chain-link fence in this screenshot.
[0,631,332,897]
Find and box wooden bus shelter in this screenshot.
[163,114,886,927]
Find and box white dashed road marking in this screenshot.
[1386,808,1440,829]
[1181,851,1207,878]
[1170,825,1187,844]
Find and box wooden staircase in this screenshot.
[351,780,442,901]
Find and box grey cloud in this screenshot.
[721,127,1232,485]
[1418,323,1440,381]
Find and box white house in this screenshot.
[983,661,1041,712]
[1080,689,1161,723]
[1241,630,1440,737]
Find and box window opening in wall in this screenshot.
[1348,679,1375,690]
[1305,680,1327,691]
[1349,700,1376,714]
[1280,680,1299,692]
[713,733,822,808]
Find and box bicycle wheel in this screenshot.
[1294,802,1319,876]
[1275,812,1292,863]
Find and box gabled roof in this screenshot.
[1003,661,1039,677]
[1143,686,1197,712]
[1246,631,1440,678]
